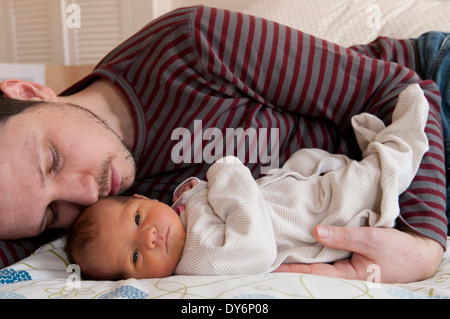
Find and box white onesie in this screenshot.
[173,84,430,276]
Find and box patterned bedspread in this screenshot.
[1,237,449,299]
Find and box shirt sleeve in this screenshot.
[191,6,447,248]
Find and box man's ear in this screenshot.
[0,79,57,101]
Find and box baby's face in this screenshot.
[84,195,186,279]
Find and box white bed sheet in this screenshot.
[0,236,450,299]
[243,0,450,47]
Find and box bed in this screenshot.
[1,0,450,299]
[1,236,450,299]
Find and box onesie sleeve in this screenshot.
[200,156,278,275]
[276,84,430,230]
[350,84,430,227]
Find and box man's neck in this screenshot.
[57,78,135,150]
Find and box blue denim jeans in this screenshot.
[412,31,450,227]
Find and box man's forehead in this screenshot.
[25,101,96,119]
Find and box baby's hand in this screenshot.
[172,178,199,203]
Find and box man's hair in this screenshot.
[0,95,48,126]
[0,95,111,130]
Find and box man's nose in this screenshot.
[141,226,157,250]
[57,173,99,206]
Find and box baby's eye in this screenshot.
[134,212,140,226]
[133,250,138,264]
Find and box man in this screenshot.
[0,81,136,239]
[0,6,446,283]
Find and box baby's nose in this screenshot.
[142,226,157,250]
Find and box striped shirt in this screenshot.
[64,5,447,248]
[175,84,431,275]
[1,5,446,269]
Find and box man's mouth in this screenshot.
[109,165,120,196]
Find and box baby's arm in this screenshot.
[203,156,278,274]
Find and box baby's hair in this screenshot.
[64,196,131,280]
[64,205,99,280]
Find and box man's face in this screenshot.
[0,103,136,239]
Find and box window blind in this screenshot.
[1,0,160,65]
[9,0,55,63]
[69,0,124,65]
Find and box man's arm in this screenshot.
[192,6,446,241]
[191,6,446,282]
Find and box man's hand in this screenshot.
[273,225,444,283]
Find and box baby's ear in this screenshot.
[132,194,149,200]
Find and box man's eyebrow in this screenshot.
[39,204,60,234]
[39,217,47,235]
[47,204,60,228]
[32,134,49,233]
